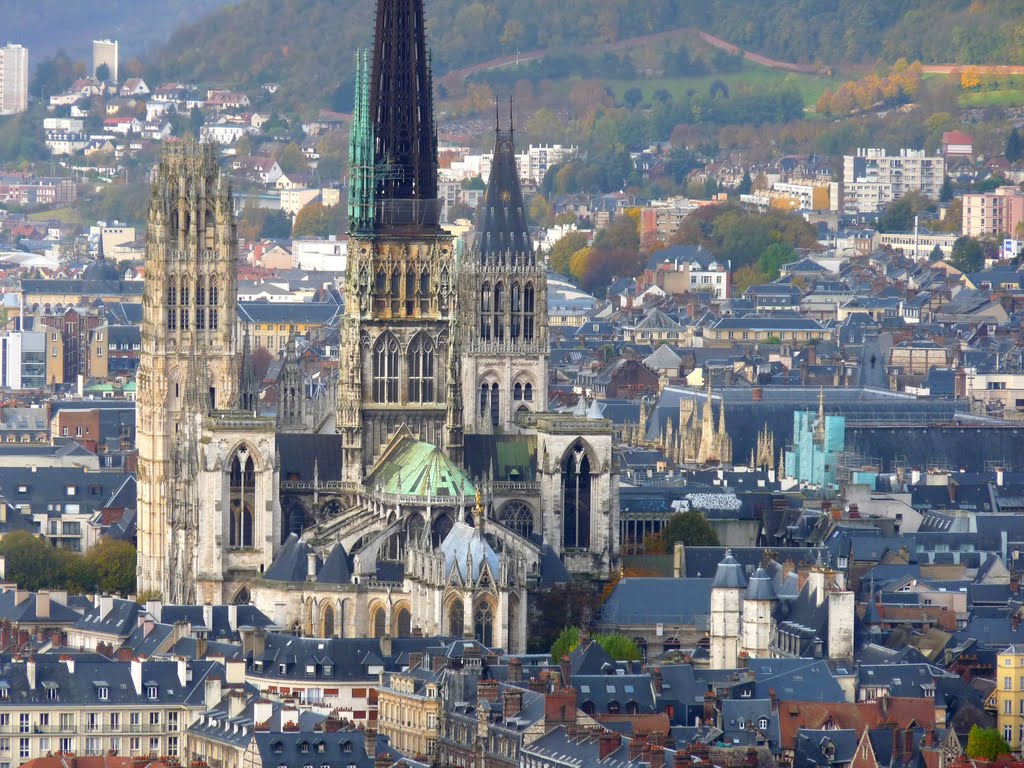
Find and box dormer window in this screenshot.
[279,663,287,674]
[147,685,158,700]
[66,485,77,496]
[322,664,333,677]
[254,661,263,672]
[98,686,109,701]
[759,717,769,730]
[306,664,316,678]
[43,681,59,700]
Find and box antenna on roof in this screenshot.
[495,97,500,131]
[509,95,514,134]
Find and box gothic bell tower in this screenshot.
[460,102,548,433]
[136,138,239,599]
[338,0,462,482]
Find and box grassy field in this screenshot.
[605,62,845,107]
[28,207,84,224]
[960,89,1024,107]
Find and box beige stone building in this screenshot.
[962,186,1024,238]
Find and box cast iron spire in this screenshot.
[368,0,440,229]
[476,98,533,265]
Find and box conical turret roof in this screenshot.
[476,102,533,263]
[712,549,747,589]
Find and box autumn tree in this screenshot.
[292,202,344,238]
[276,142,309,175]
[547,231,589,276]
[966,726,1010,761]
[661,510,719,549]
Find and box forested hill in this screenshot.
[145,0,1023,110]
[4,0,235,63]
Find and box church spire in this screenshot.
[476,96,533,264]
[369,0,440,229]
[348,49,374,235]
[239,326,259,415]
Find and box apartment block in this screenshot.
[962,186,1024,238]
[842,148,945,213]
[92,39,119,82]
[0,44,28,116]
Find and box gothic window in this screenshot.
[474,602,494,647]
[371,606,386,639]
[405,269,415,316]
[393,606,411,638]
[562,441,592,549]
[408,334,435,403]
[208,276,220,330]
[493,282,505,341]
[480,282,492,341]
[321,605,335,638]
[167,279,177,330]
[514,383,523,401]
[390,269,401,315]
[523,283,535,341]
[511,283,522,340]
[419,269,430,313]
[499,501,534,538]
[229,450,256,548]
[490,383,500,428]
[525,383,533,401]
[195,277,206,330]
[375,269,388,313]
[372,333,399,403]
[479,383,489,416]
[180,280,190,330]
[448,600,464,638]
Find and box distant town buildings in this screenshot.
[962,185,1024,238]
[0,43,29,115]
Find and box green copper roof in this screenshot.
[366,431,475,497]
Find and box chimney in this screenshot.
[752,388,763,401]
[0,555,5,581]
[478,679,500,703]
[196,635,208,659]
[508,657,523,683]
[240,626,266,658]
[769,688,777,712]
[431,653,447,673]
[61,654,74,674]
[1012,574,1020,596]
[130,657,142,695]
[202,603,213,633]
[408,651,424,670]
[650,746,666,768]
[25,655,36,690]
[172,620,192,646]
[651,666,663,694]
[675,751,693,767]
[99,595,113,618]
[35,592,50,619]
[142,618,154,637]
[380,634,392,659]
[145,599,162,623]
[628,737,646,761]
[703,688,716,727]
[503,688,523,718]
[227,689,246,718]
[116,646,133,662]
[253,700,273,729]
[544,688,577,728]
[227,604,238,632]
[599,732,623,760]
[281,705,300,731]
[177,658,188,687]
[225,659,245,685]
[307,552,318,581]
[204,675,222,708]
[997,467,1005,487]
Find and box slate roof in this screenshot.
[72,597,142,638]
[317,543,353,584]
[439,521,500,582]
[237,302,342,325]
[263,533,317,583]
[462,434,537,482]
[475,124,533,261]
[277,434,343,482]
[712,552,748,589]
[365,429,475,498]
[747,659,847,702]
[158,604,275,640]
[599,578,713,626]
[574,673,657,714]
[0,590,81,625]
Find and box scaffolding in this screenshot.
[837,450,882,487]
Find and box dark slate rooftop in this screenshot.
[277,433,343,482]
[599,577,712,626]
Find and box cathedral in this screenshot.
[135,0,619,652]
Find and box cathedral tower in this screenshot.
[338,0,462,482]
[461,102,548,433]
[136,139,239,599]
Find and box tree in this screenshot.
[966,726,1010,761]
[547,231,589,276]
[623,87,643,109]
[95,63,111,82]
[661,510,719,549]
[595,633,642,661]
[1007,128,1023,164]
[878,197,915,233]
[293,202,343,238]
[550,626,581,663]
[939,176,955,203]
[950,236,985,273]
[928,244,944,262]
[0,532,62,592]
[758,242,796,279]
[277,142,309,175]
[86,539,137,595]
[738,171,753,195]
[529,195,553,228]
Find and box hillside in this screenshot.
[4,0,236,63]
[144,0,1024,112]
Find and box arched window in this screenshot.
[372,606,386,639]
[404,269,415,316]
[393,606,411,638]
[511,283,522,340]
[514,382,523,401]
[524,383,533,402]
[195,277,206,330]
[490,382,500,428]
[493,283,505,341]
[562,441,591,549]
[375,270,387,313]
[524,283,535,341]
[229,450,256,548]
[419,269,430,313]
[389,269,401,315]
[474,601,493,647]
[448,600,464,638]
[372,333,399,403]
[167,279,177,330]
[179,279,190,330]
[408,334,435,403]
[480,282,492,341]
[208,276,219,330]
[479,383,489,416]
[321,605,335,638]
[499,501,534,538]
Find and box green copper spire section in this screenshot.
[347,49,375,235]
